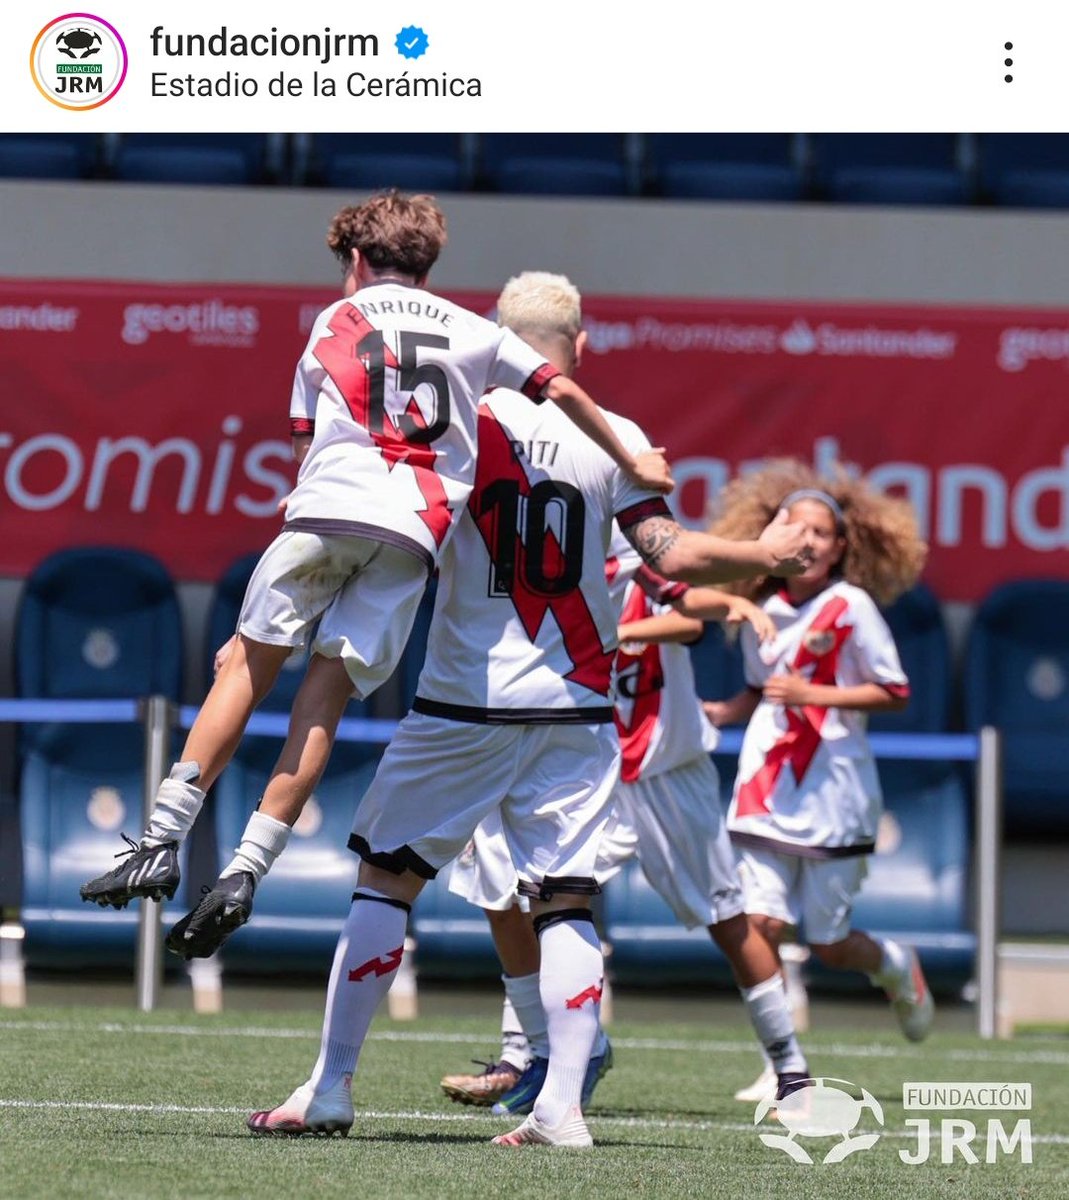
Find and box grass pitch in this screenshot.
[1,1003,1066,1200]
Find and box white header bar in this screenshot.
[3,2,1065,132]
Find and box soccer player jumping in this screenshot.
[79,192,671,927]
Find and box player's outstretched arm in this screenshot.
[618,610,704,648]
[543,376,673,494]
[622,508,811,584]
[703,690,761,728]
[673,589,777,643]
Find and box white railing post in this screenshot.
[136,695,172,1012]
[976,726,1003,1039]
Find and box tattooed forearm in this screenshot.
[624,515,682,568]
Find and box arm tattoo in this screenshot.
[624,515,682,569]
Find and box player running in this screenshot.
[705,459,933,1097]
[79,192,670,923]
[442,528,810,1115]
[245,272,812,1148]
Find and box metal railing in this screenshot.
[0,697,1002,1034]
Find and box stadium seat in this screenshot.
[963,580,1069,835]
[644,134,804,201]
[0,134,99,180]
[15,547,186,967]
[978,135,1069,208]
[809,134,968,206]
[604,765,974,995]
[870,583,952,736]
[111,134,279,185]
[204,553,384,972]
[477,134,633,197]
[295,133,468,191]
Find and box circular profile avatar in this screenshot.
[30,13,127,110]
[755,1077,884,1165]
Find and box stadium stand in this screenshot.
[291,133,469,191]
[644,134,804,201]
[978,134,1069,208]
[16,547,187,967]
[109,134,281,185]
[0,134,99,180]
[808,134,969,206]
[963,579,1069,836]
[475,133,635,196]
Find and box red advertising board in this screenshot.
[2,278,1068,601]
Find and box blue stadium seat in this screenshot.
[296,134,467,191]
[604,766,974,995]
[477,134,632,196]
[870,583,951,736]
[963,580,1069,835]
[645,134,803,201]
[15,547,185,967]
[809,134,967,206]
[204,553,385,971]
[0,134,98,180]
[17,547,182,716]
[111,134,277,185]
[978,135,1069,208]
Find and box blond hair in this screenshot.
[496,271,582,340]
[708,458,928,607]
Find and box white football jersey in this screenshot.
[285,283,556,569]
[607,534,719,783]
[414,391,669,722]
[727,580,909,856]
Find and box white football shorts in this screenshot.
[450,753,743,929]
[237,529,427,697]
[447,801,638,911]
[735,845,869,945]
[350,713,620,895]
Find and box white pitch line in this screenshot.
[3,1019,1069,1066]
[1,1099,1066,1145]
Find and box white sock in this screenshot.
[503,971,549,1060]
[532,915,603,1127]
[499,991,533,1071]
[870,936,909,992]
[143,762,205,847]
[220,809,291,884]
[307,889,410,1096]
[739,974,807,1076]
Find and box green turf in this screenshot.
[1,1006,1065,1199]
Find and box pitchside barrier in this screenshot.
[0,696,1005,1035]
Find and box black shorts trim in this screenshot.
[729,831,874,860]
[412,696,613,725]
[348,833,439,879]
[517,874,602,901]
[283,519,434,572]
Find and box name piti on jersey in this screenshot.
[413,391,668,723]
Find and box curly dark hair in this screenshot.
[326,190,447,278]
[707,458,928,606]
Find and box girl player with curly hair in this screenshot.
[704,459,932,1096]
